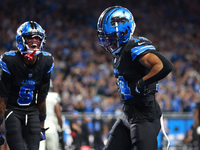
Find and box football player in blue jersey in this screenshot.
[0,21,54,150]
[97,6,173,150]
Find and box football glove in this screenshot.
[40,127,49,141]
[0,132,5,146]
[135,80,150,96]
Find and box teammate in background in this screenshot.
[39,82,65,150]
[0,21,54,150]
[97,6,173,150]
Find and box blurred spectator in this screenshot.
[80,114,91,147]
[70,110,82,150]
[184,101,200,148]
[0,0,199,114]
[92,108,104,150]
[0,2,200,149]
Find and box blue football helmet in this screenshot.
[97,6,136,53]
[16,21,46,55]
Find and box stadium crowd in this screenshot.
[0,0,200,113]
[0,0,200,148]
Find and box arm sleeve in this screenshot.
[142,50,173,86]
[37,72,51,104]
[37,55,54,104]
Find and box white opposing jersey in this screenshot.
[45,92,61,133]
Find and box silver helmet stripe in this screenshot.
[115,22,120,48]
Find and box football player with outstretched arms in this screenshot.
[0,21,54,150]
[97,6,173,150]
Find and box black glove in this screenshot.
[135,80,150,96]
[0,132,5,146]
[58,130,65,150]
[40,127,49,141]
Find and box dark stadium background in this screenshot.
[0,0,200,149]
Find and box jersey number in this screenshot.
[117,76,133,100]
[17,85,35,106]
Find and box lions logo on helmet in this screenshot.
[97,6,136,54]
[16,21,46,55]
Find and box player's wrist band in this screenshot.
[138,79,145,87]
[39,114,46,122]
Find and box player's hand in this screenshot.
[0,132,5,146]
[135,82,150,96]
[40,127,49,141]
[58,130,65,150]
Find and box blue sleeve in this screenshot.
[41,52,54,73]
[130,45,156,61]
[0,57,11,74]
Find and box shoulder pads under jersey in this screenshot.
[0,50,18,74]
[125,36,156,61]
[131,36,152,46]
[40,51,54,73]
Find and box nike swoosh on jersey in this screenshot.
[137,42,145,45]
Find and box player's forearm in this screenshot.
[55,104,63,129]
[37,100,46,128]
[0,97,6,123]
[193,108,199,127]
[140,52,173,86]
[142,63,163,81]
[58,116,63,129]
[40,121,45,128]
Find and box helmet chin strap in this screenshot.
[24,49,37,61]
